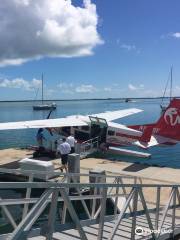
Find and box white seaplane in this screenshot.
[0,98,179,158]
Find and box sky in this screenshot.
[0,0,180,100]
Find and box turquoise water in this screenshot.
[0,99,179,168]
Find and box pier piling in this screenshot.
[89,169,106,218]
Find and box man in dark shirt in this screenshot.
[36,128,46,148]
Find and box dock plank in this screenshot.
[28,213,180,240]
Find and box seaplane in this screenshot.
[0,98,179,158]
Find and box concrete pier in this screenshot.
[68,153,80,183]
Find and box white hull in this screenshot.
[33,104,56,110]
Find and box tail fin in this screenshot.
[155,98,180,141]
[129,98,180,143]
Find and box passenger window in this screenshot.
[108,130,115,136]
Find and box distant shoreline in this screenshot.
[0,96,178,103]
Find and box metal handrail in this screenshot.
[1,175,180,239]
[0,167,139,179]
[81,136,99,145]
[0,182,180,188]
[80,136,99,154]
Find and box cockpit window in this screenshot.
[107,130,115,136]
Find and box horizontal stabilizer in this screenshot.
[134,136,158,148]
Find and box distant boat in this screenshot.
[125,98,131,103]
[33,74,56,111]
[160,66,173,113]
[125,98,136,103]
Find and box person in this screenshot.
[66,134,77,153]
[99,142,109,154]
[57,138,71,172]
[36,128,46,148]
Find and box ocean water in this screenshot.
[0,99,179,168]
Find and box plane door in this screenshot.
[89,116,108,143]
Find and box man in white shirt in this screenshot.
[66,134,77,153]
[57,138,71,172]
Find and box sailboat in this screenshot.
[33,74,56,110]
[160,66,173,112]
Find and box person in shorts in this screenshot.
[66,134,77,153]
[57,138,71,172]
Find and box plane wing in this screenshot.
[0,108,143,130]
[0,116,87,130]
[91,108,143,121]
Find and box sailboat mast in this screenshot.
[170,66,173,101]
[42,73,44,104]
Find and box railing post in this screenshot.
[138,188,156,239]
[61,154,80,224]
[89,169,106,219]
[131,187,138,240]
[113,177,120,216]
[61,175,69,224]
[97,187,107,240]
[155,186,161,231]
[71,176,91,219]
[22,173,33,219]
[157,187,175,239]
[118,177,132,213]
[60,188,88,240]
[46,189,59,240]
[171,187,177,239]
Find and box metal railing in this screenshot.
[0,172,180,239]
[80,136,99,158]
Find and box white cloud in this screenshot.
[119,43,140,54]
[57,82,74,94]
[128,84,137,91]
[104,87,112,92]
[120,44,136,51]
[116,39,120,45]
[171,32,180,39]
[75,84,96,93]
[0,0,103,67]
[57,82,96,94]
[57,83,73,89]
[128,84,144,91]
[162,32,180,40]
[46,88,57,96]
[0,78,41,91]
[175,86,180,90]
